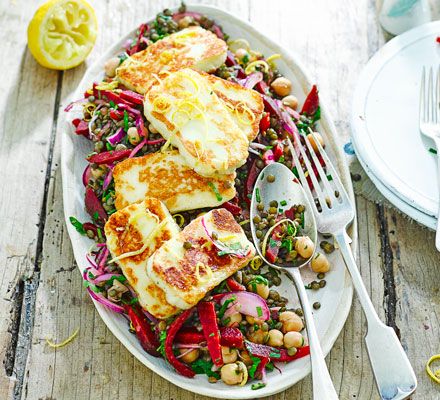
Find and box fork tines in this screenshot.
[287,133,350,214]
[419,66,440,127]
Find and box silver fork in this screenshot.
[287,134,417,400]
[419,66,440,251]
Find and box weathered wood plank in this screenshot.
[2,0,439,399]
[0,1,62,398]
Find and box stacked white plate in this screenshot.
[351,21,440,230]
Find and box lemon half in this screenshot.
[28,0,97,70]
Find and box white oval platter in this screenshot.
[351,21,440,227]
[61,4,355,398]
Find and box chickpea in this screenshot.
[267,329,284,347]
[271,77,292,97]
[279,311,304,333]
[221,346,238,364]
[235,48,249,62]
[178,348,199,364]
[148,123,158,134]
[127,126,140,145]
[295,236,315,259]
[307,132,325,152]
[247,281,269,299]
[246,315,264,325]
[282,95,299,110]
[225,312,242,327]
[220,361,248,386]
[178,15,193,29]
[311,252,330,273]
[104,57,120,77]
[283,331,304,349]
[246,326,268,344]
[239,350,253,366]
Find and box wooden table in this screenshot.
[1,1,439,399]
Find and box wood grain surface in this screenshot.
[0,1,439,399]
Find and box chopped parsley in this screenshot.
[269,237,277,248]
[218,296,236,319]
[280,200,287,206]
[156,330,167,358]
[429,147,438,154]
[248,355,261,379]
[256,306,263,317]
[269,349,281,359]
[109,101,116,109]
[191,359,220,379]
[69,216,85,234]
[106,142,114,151]
[207,182,223,201]
[251,382,266,390]
[123,110,129,132]
[106,275,127,285]
[92,211,100,222]
[83,280,101,293]
[255,188,261,203]
[327,174,333,181]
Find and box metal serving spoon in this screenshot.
[250,162,339,400]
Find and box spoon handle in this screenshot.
[290,268,339,400]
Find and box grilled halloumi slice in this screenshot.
[147,208,256,309]
[104,198,181,319]
[144,68,251,177]
[206,74,263,142]
[113,150,236,212]
[116,27,227,94]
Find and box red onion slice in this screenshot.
[220,291,270,321]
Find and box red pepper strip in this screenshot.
[255,356,270,378]
[197,302,223,367]
[98,89,136,108]
[300,84,319,116]
[165,309,196,378]
[72,118,81,128]
[221,201,242,216]
[109,109,123,120]
[436,36,440,44]
[244,340,310,362]
[175,328,205,344]
[226,277,246,292]
[244,159,260,205]
[273,142,284,161]
[124,304,160,357]
[85,187,108,224]
[259,112,270,132]
[211,293,226,303]
[120,90,144,105]
[87,149,131,164]
[75,120,89,137]
[255,80,270,95]
[284,206,295,220]
[220,327,244,349]
[265,222,284,263]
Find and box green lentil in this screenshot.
[267,174,276,183]
[313,302,321,310]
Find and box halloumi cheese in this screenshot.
[144,68,251,177]
[104,198,181,319]
[116,27,227,94]
[206,74,264,142]
[113,150,236,212]
[147,208,256,310]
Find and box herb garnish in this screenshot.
[207,182,223,201]
[69,216,85,234]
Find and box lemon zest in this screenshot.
[108,219,169,263]
[227,38,250,52]
[266,53,281,68]
[46,328,79,349]
[201,241,213,250]
[171,109,191,128]
[245,60,270,75]
[261,218,295,258]
[173,214,185,227]
[95,80,119,91]
[161,138,172,152]
[426,354,440,384]
[159,50,174,64]
[195,262,213,284]
[250,256,263,271]
[239,219,250,226]
[152,96,172,114]
[235,102,256,125]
